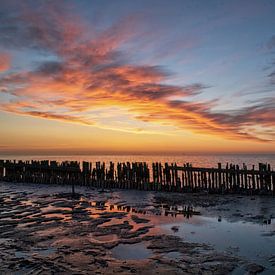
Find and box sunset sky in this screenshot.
[0,0,274,154]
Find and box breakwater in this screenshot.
[0,160,274,195]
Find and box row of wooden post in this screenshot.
[0,160,274,195]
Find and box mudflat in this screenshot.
[0,182,274,274]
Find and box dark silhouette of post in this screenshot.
[72,179,75,196]
[1,159,274,196]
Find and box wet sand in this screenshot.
[0,181,274,274]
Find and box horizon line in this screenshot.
[1,151,275,156]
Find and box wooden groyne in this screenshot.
[0,160,274,195]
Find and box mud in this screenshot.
[1,182,274,274]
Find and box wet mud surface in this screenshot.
[0,182,274,274]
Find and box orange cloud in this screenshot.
[0,1,274,142]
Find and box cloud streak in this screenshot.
[0,1,274,142]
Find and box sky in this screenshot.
[0,0,275,155]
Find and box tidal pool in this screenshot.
[112,242,152,260]
[160,216,275,273]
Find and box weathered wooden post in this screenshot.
[272,172,275,196]
[194,172,197,191]
[236,165,240,193]
[190,165,194,192]
[243,163,247,193]
[171,163,175,192]
[0,160,4,180]
[152,162,156,189]
[259,163,264,192]
[158,163,162,191]
[176,163,180,192]
[251,172,256,193]
[218,163,222,193]
[266,164,271,193]
[197,171,201,191]
[82,161,91,186]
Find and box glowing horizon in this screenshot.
[0,0,274,154]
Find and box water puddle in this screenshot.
[15,247,56,258]
[165,251,182,259]
[112,242,152,260]
[33,247,56,256]
[160,216,275,273]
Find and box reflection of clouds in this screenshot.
[84,200,206,237]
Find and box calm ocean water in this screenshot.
[1,154,274,169]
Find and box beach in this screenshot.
[1,181,274,274]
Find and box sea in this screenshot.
[1,153,274,169]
